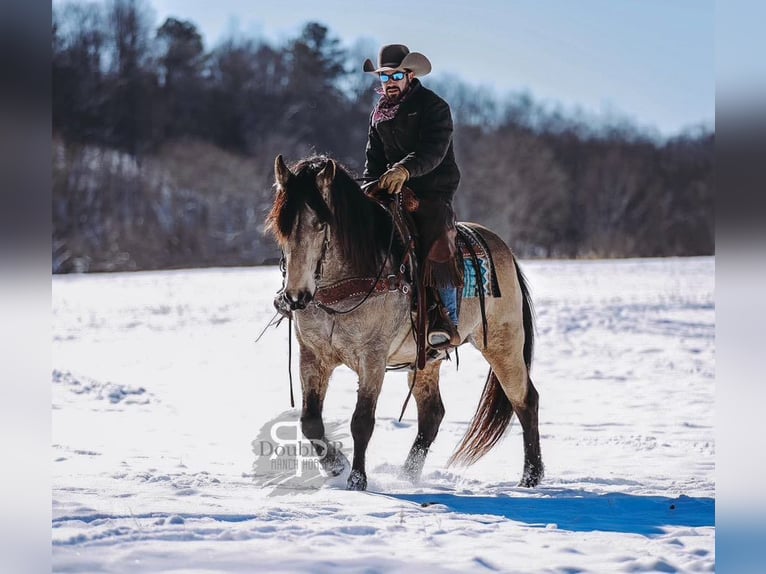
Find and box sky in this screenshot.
[58,0,716,136]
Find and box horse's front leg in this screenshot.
[347,356,386,491]
[299,346,346,476]
[402,360,445,482]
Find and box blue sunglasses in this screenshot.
[380,71,407,83]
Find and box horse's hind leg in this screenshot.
[402,360,445,482]
[480,342,543,487]
[512,375,542,487]
[299,347,347,476]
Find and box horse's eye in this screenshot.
[314,220,327,232]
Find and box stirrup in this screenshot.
[428,308,460,348]
[427,327,460,348]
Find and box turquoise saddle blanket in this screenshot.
[457,224,501,299]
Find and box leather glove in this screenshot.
[379,165,409,194]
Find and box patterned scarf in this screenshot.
[372,80,420,127]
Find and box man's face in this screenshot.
[379,69,412,101]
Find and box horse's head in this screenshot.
[266,155,335,310]
[266,154,394,310]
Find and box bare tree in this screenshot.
[103,0,155,155]
[52,2,107,142]
[156,17,206,140]
[51,6,714,272]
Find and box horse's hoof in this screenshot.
[322,452,348,477]
[399,467,421,483]
[347,470,367,491]
[517,465,544,488]
[401,448,427,483]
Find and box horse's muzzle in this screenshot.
[284,289,313,310]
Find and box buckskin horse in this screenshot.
[266,154,543,491]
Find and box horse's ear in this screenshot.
[274,154,292,187]
[316,160,336,195]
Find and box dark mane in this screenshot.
[266,155,394,275]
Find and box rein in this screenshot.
[313,219,402,315]
[263,179,432,415]
[267,192,406,409]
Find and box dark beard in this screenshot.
[372,79,418,127]
[385,83,406,102]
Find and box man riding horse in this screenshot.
[363,44,463,348]
[265,48,543,492]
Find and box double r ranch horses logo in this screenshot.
[251,411,349,495]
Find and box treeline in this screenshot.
[52,0,713,272]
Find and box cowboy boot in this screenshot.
[428,305,460,348]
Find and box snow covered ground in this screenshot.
[52,257,715,573]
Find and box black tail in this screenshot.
[448,257,535,467]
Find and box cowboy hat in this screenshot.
[363,44,432,76]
